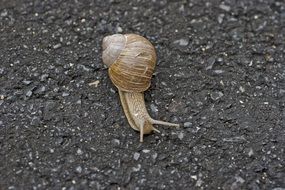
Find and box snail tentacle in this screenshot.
[140,122,144,142]
[148,118,179,127]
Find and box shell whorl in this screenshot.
[102,34,157,92]
[102,34,126,67]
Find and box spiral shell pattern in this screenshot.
[102,34,157,92]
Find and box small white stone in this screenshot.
[88,80,100,87]
[173,38,189,46]
[184,122,192,128]
[150,104,158,113]
[196,178,203,187]
[1,10,8,17]
[76,166,82,173]
[77,148,83,155]
[133,152,140,160]
[53,43,62,49]
[112,139,120,145]
[218,14,225,24]
[239,86,245,93]
[132,164,141,172]
[142,149,150,153]
[219,4,231,12]
[248,148,254,157]
[178,132,184,140]
[191,175,197,180]
[62,92,69,97]
[116,26,123,33]
[152,152,158,160]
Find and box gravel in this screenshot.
[0,0,285,189]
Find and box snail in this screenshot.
[102,34,179,142]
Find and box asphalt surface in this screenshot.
[1,0,285,189]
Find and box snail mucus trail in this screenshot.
[102,33,179,142]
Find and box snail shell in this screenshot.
[102,34,156,92]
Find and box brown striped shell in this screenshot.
[102,34,157,92]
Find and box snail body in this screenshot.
[102,34,179,142]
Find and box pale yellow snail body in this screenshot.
[102,34,179,142]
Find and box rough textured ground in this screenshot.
[1,0,285,189]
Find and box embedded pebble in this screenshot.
[219,4,231,12]
[132,164,141,172]
[191,175,197,180]
[77,148,83,155]
[22,80,32,85]
[55,137,64,146]
[1,10,8,17]
[40,74,49,81]
[173,38,189,46]
[62,92,70,97]
[210,91,224,101]
[78,64,90,72]
[230,176,245,189]
[239,86,245,93]
[178,132,184,140]
[76,166,82,173]
[66,155,75,163]
[112,139,120,146]
[218,14,225,24]
[184,122,192,128]
[26,90,33,97]
[31,116,40,126]
[36,86,46,93]
[150,104,158,113]
[248,148,254,157]
[116,26,123,33]
[88,80,100,87]
[213,70,225,74]
[217,57,223,62]
[279,89,285,95]
[133,152,140,160]
[110,88,116,93]
[53,43,62,49]
[196,178,203,187]
[206,57,216,70]
[142,149,150,153]
[49,148,54,153]
[152,152,158,161]
[223,136,246,142]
